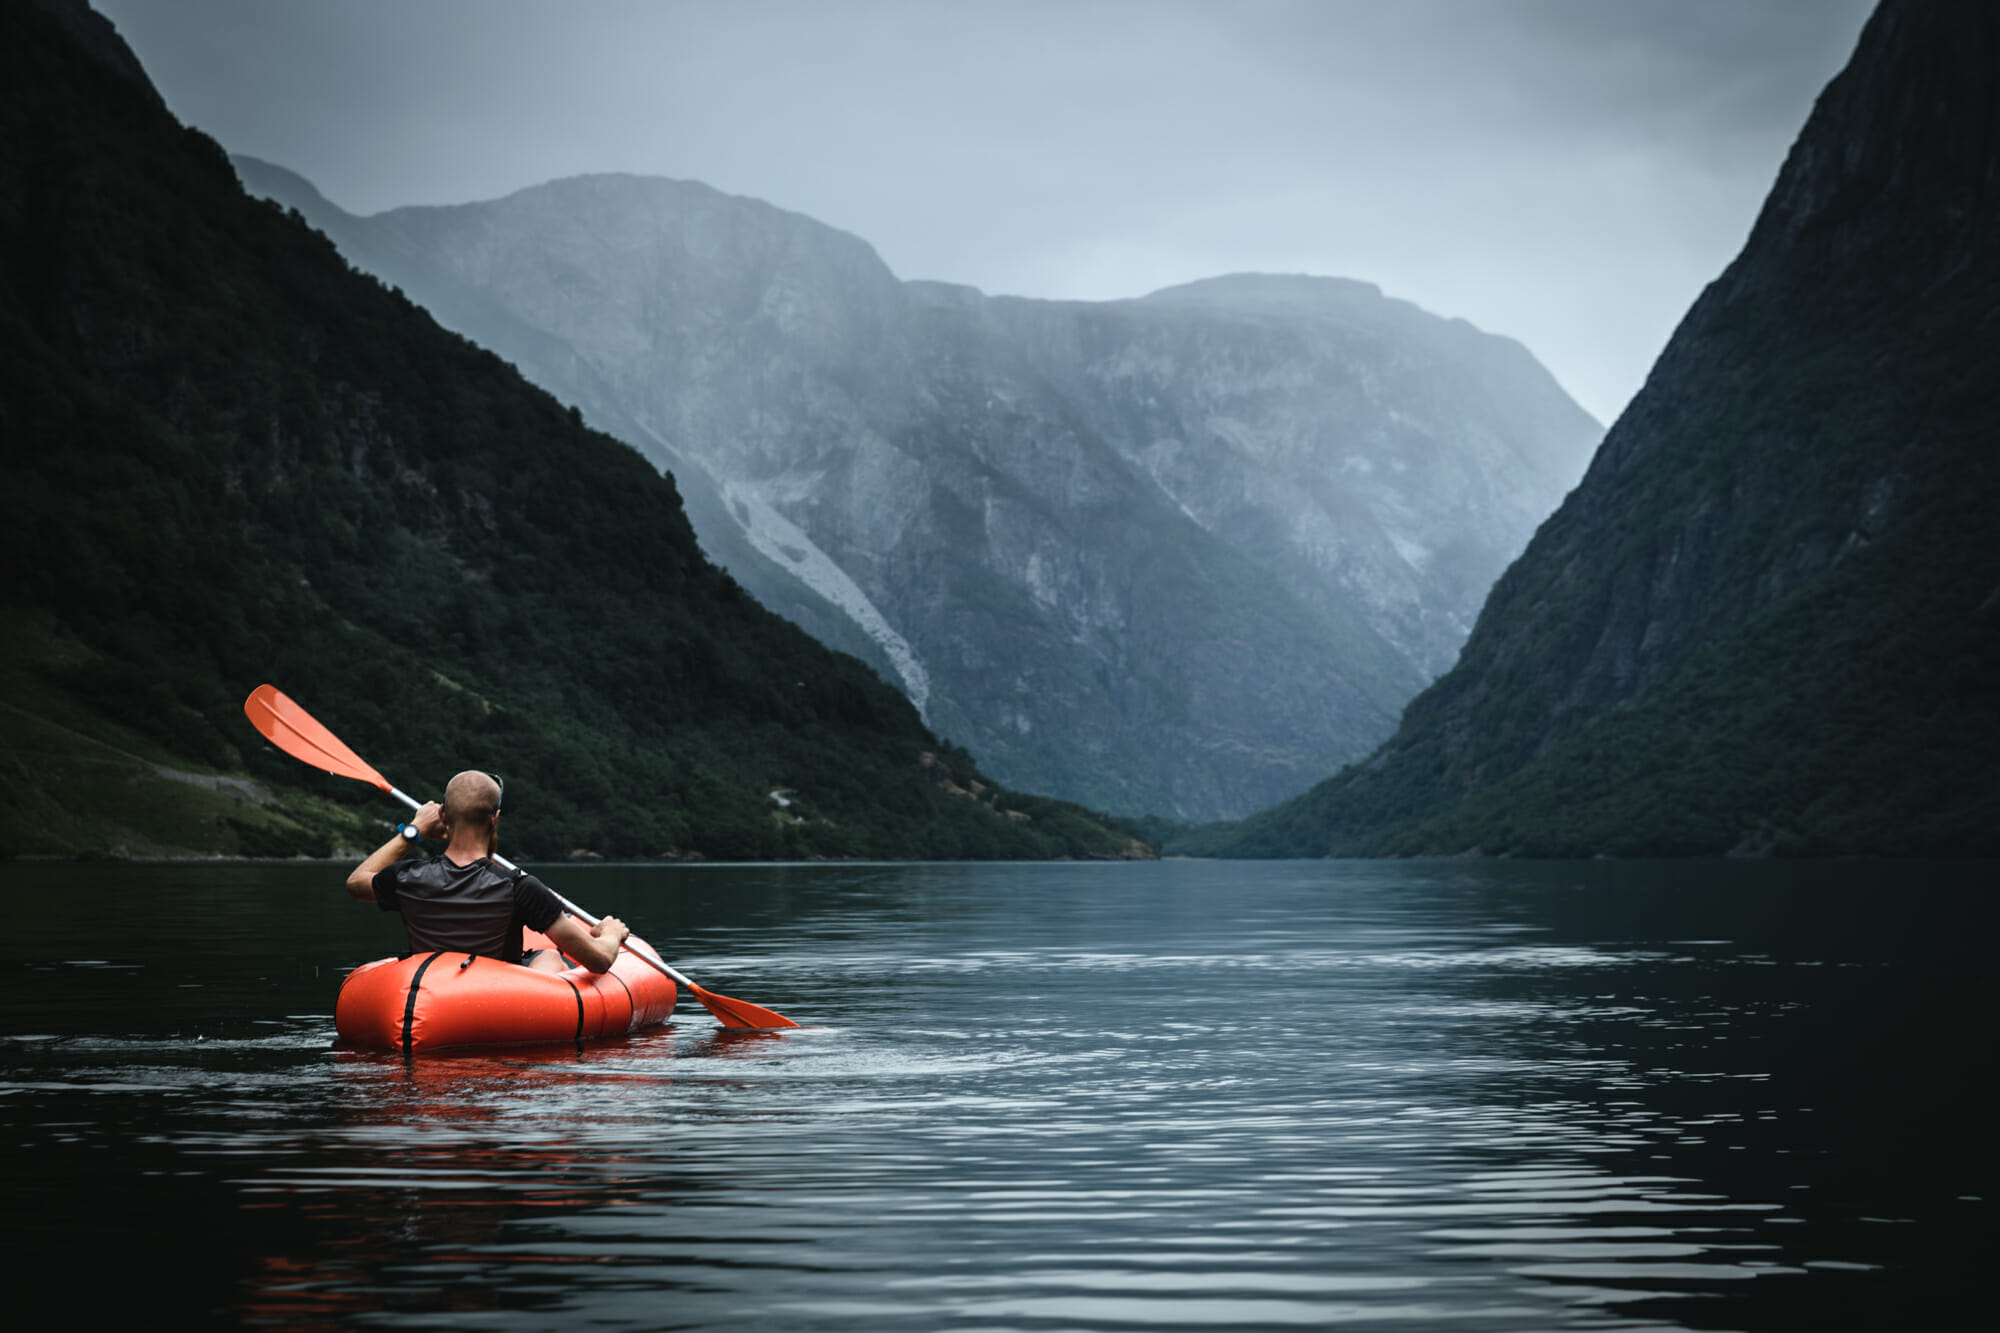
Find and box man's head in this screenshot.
[442,770,502,846]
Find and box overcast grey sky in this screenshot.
[96,0,1875,424]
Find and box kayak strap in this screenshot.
[401,951,446,1057]
[563,976,584,1044]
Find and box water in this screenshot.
[2,859,1988,1330]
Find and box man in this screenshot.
[345,770,629,973]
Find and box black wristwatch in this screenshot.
[397,823,421,844]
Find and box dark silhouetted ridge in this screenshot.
[1204,0,2000,858]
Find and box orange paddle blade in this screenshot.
[687,983,799,1030]
[243,684,393,792]
[617,936,798,1029]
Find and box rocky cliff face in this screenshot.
[1210,0,2000,856]
[239,162,1599,819]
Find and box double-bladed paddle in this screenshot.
[243,683,798,1029]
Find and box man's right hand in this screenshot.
[412,801,446,840]
[591,915,631,951]
[547,912,630,974]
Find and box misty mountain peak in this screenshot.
[1139,273,1388,315]
[234,155,341,219]
[393,172,898,288]
[254,160,1602,819]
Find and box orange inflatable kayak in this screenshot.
[335,927,679,1054]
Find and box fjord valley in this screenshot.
[234,162,1601,822]
[6,4,1991,1330]
[1201,0,2000,859]
[0,0,1143,863]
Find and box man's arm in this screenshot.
[544,911,631,974]
[345,800,444,901]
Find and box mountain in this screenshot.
[235,164,1600,820]
[0,0,1146,862]
[1202,0,1999,858]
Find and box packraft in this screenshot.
[335,926,678,1054]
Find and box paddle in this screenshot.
[243,683,798,1029]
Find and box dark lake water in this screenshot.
[2,859,1989,1330]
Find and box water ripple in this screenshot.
[2,859,1988,1329]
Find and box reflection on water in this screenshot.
[1,859,1988,1330]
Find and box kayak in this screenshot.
[335,927,679,1053]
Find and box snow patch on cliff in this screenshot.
[723,481,932,718]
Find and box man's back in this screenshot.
[374,855,562,963]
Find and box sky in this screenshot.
[96,0,1876,426]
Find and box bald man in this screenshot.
[345,770,630,973]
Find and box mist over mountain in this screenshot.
[1,0,1143,863]
[1204,0,1999,857]
[236,161,1599,819]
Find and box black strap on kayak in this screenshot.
[563,976,585,1044]
[597,967,637,1030]
[402,951,446,1057]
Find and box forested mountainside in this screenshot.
[1201,0,1998,857]
[0,0,1146,862]
[237,161,1599,820]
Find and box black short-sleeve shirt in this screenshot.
[373,854,565,964]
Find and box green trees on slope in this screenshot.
[0,3,1144,862]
